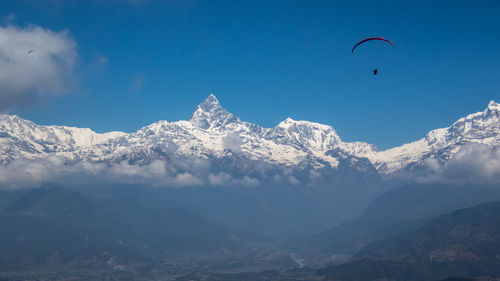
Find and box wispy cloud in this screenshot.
[0,24,78,111]
[3,14,16,25]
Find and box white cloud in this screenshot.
[0,25,77,111]
[208,172,259,187]
[309,170,321,180]
[208,172,233,186]
[272,174,282,183]
[172,172,203,187]
[222,133,243,154]
[418,144,500,184]
[288,175,300,185]
[1,143,499,189]
[0,157,265,189]
[241,176,259,187]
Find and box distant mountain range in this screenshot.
[3,185,500,281]
[317,201,500,281]
[174,201,500,281]
[1,95,499,188]
[299,182,500,255]
[0,186,293,279]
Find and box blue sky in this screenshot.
[1,0,499,149]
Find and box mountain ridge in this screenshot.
[0,95,499,181]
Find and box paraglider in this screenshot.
[351,37,393,53]
[352,37,393,75]
[27,50,37,59]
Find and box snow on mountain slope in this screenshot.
[364,100,500,174]
[0,114,125,164]
[82,95,345,168]
[0,95,499,180]
[189,94,241,130]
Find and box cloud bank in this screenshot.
[0,156,263,189]
[418,144,500,184]
[0,143,498,189]
[1,144,499,189]
[0,25,77,111]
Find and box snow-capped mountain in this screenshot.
[0,114,124,164]
[363,100,500,174]
[72,94,365,169]
[0,95,499,182]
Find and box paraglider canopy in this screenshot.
[352,37,393,75]
[351,37,393,53]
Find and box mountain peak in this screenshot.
[189,94,240,130]
[198,94,221,111]
[488,100,499,111]
[480,100,500,119]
